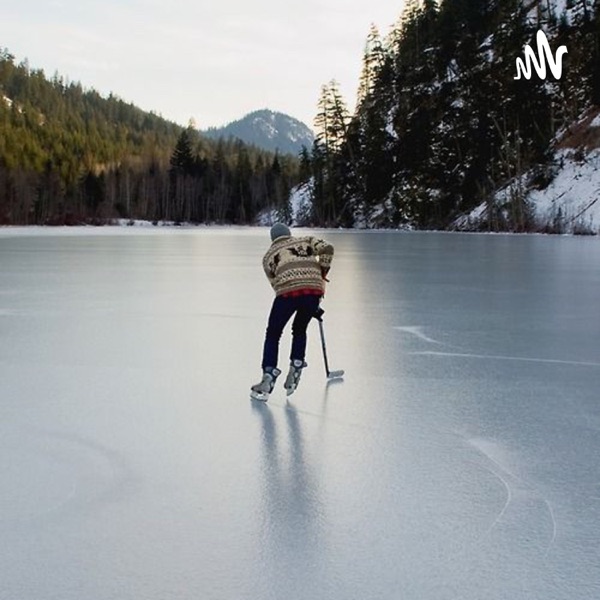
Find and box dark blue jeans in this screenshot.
[261,294,321,370]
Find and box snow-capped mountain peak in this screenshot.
[201,109,314,155]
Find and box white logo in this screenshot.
[514,30,568,80]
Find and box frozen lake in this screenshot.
[1,227,599,600]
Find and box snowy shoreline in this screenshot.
[0,225,596,239]
[0,221,597,238]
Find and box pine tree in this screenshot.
[592,0,600,104]
[356,24,386,111]
[170,128,195,174]
[233,141,252,223]
[314,81,350,154]
[311,81,353,224]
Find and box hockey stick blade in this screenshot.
[327,369,345,379]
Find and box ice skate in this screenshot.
[250,367,281,401]
[284,359,307,396]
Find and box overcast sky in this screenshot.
[0,0,406,129]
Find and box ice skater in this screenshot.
[251,223,334,401]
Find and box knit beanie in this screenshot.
[270,223,291,241]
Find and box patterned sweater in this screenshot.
[263,235,334,296]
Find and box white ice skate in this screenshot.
[250,368,281,402]
[284,359,307,397]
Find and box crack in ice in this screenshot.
[394,326,448,346]
[411,350,600,368]
[468,438,558,556]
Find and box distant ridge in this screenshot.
[202,109,314,156]
[0,48,301,225]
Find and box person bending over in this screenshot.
[251,223,334,400]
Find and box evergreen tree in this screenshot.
[356,25,387,111]
[592,0,600,104]
[169,128,196,174]
[312,81,353,224]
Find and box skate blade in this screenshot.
[250,390,269,402]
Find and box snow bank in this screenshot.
[288,182,313,225]
[529,148,600,233]
[255,181,314,227]
[454,147,600,235]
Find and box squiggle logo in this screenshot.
[514,30,568,80]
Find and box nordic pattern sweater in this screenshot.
[263,235,334,296]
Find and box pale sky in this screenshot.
[0,0,406,130]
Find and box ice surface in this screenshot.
[1,227,599,600]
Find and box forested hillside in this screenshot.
[304,0,600,231]
[0,49,298,225]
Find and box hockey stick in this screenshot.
[314,308,344,379]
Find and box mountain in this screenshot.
[0,49,300,225]
[202,110,314,156]
[300,0,600,232]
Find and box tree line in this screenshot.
[304,0,600,231]
[0,48,298,225]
